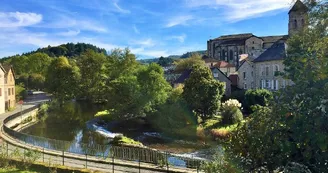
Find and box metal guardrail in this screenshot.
[2,104,204,171]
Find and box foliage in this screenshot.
[244,89,273,112]
[112,135,143,146]
[201,150,241,173]
[180,50,206,59]
[37,103,49,119]
[221,99,243,125]
[28,73,45,90]
[45,56,81,104]
[77,49,108,102]
[174,53,206,72]
[15,84,27,101]
[157,56,173,67]
[108,63,171,119]
[183,65,225,121]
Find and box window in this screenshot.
[8,88,10,96]
[213,72,218,78]
[243,72,246,79]
[273,65,279,75]
[230,50,233,61]
[244,83,247,89]
[261,80,265,89]
[294,19,297,29]
[211,63,213,67]
[274,80,279,90]
[252,41,255,44]
[265,66,269,76]
[12,88,14,95]
[266,80,270,88]
[252,47,254,50]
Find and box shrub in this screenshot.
[37,103,49,119]
[245,89,273,112]
[221,99,243,125]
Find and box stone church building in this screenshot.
[206,0,308,91]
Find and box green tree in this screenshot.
[108,63,171,119]
[157,56,173,67]
[77,49,107,102]
[174,53,206,72]
[27,53,52,75]
[183,65,225,121]
[45,56,81,104]
[228,1,328,172]
[245,89,273,112]
[28,73,45,90]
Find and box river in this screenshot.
[22,102,218,160]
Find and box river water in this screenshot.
[22,102,218,160]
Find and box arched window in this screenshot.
[294,19,297,29]
[229,50,233,61]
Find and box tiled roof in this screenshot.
[214,61,235,68]
[289,0,308,14]
[253,42,286,62]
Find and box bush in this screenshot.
[221,99,243,125]
[15,84,27,101]
[37,103,49,119]
[245,89,273,112]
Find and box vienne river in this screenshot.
[23,102,218,160]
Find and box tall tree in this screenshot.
[46,56,81,104]
[27,52,52,75]
[77,49,107,102]
[174,53,206,72]
[227,1,328,172]
[183,65,225,121]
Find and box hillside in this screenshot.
[137,50,207,64]
[0,43,107,61]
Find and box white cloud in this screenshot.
[131,38,155,47]
[0,12,42,28]
[186,0,294,21]
[57,30,80,36]
[167,34,187,43]
[113,2,131,14]
[166,15,193,27]
[133,25,140,34]
[131,47,169,57]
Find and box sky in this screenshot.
[0,0,296,59]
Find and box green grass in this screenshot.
[0,167,46,173]
[120,136,143,146]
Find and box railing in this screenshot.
[2,104,204,171]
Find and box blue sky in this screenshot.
[0,0,295,59]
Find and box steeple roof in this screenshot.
[289,0,308,14]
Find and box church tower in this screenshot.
[288,0,308,36]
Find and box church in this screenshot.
[206,0,308,91]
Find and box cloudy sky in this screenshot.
[0,0,295,59]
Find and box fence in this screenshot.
[2,103,204,172]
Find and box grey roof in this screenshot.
[289,0,308,14]
[174,69,192,84]
[253,42,286,62]
[261,35,288,43]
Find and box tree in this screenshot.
[174,53,206,72]
[183,65,225,121]
[28,73,45,90]
[157,56,173,67]
[45,56,81,104]
[77,49,107,102]
[245,89,273,112]
[27,53,52,75]
[227,1,328,172]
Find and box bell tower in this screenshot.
[288,0,308,36]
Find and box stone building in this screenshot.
[221,0,308,91]
[0,65,6,114]
[4,65,16,110]
[207,0,307,70]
